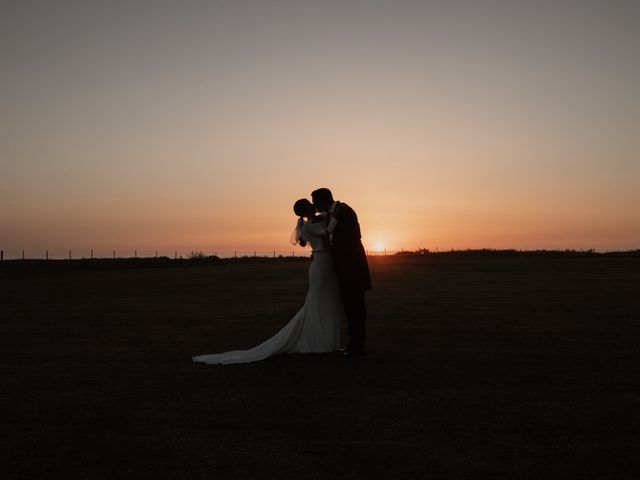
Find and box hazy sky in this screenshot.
[2,0,639,256]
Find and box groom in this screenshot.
[311,188,372,356]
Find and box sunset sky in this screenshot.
[2,1,639,257]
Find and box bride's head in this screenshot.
[293,198,315,219]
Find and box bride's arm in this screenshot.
[325,203,344,244]
[327,203,343,235]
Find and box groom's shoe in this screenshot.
[343,349,365,357]
[343,345,365,357]
[338,343,351,353]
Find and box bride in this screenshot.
[192,198,342,365]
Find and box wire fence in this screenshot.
[1,248,630,262]
[0,248,402,261]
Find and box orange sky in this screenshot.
[1,1,639,257]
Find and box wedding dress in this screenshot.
[192,219,341,365]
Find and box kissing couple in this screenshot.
[193,188,372,365]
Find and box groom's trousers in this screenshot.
[341,288,367,348]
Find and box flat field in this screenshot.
[1,254,639,479]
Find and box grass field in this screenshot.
[2,254,639,479]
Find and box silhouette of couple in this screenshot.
[193,188,371,364]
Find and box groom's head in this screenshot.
[311,188,334,212]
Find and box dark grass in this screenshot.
[1,254,639,479]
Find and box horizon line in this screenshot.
[2,247,639,262]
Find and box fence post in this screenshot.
[113,250,116,259]
[46,250,48,260]
[254,251,256,257]
[22,250,25,260]
[134,249,137,258]
[1,250,3,261]
[174,251,177,260]
[273,250,275,258]
[234,251,237,258]
[69,250,72,260]
[155,250,158,258]
[292,251,295,257]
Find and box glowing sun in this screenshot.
[373,242,385,252]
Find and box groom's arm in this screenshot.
[335,205,362,243]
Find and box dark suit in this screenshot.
[331,202,371,349]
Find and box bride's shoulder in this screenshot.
[302,216,326,234]
[309,213,328,222]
